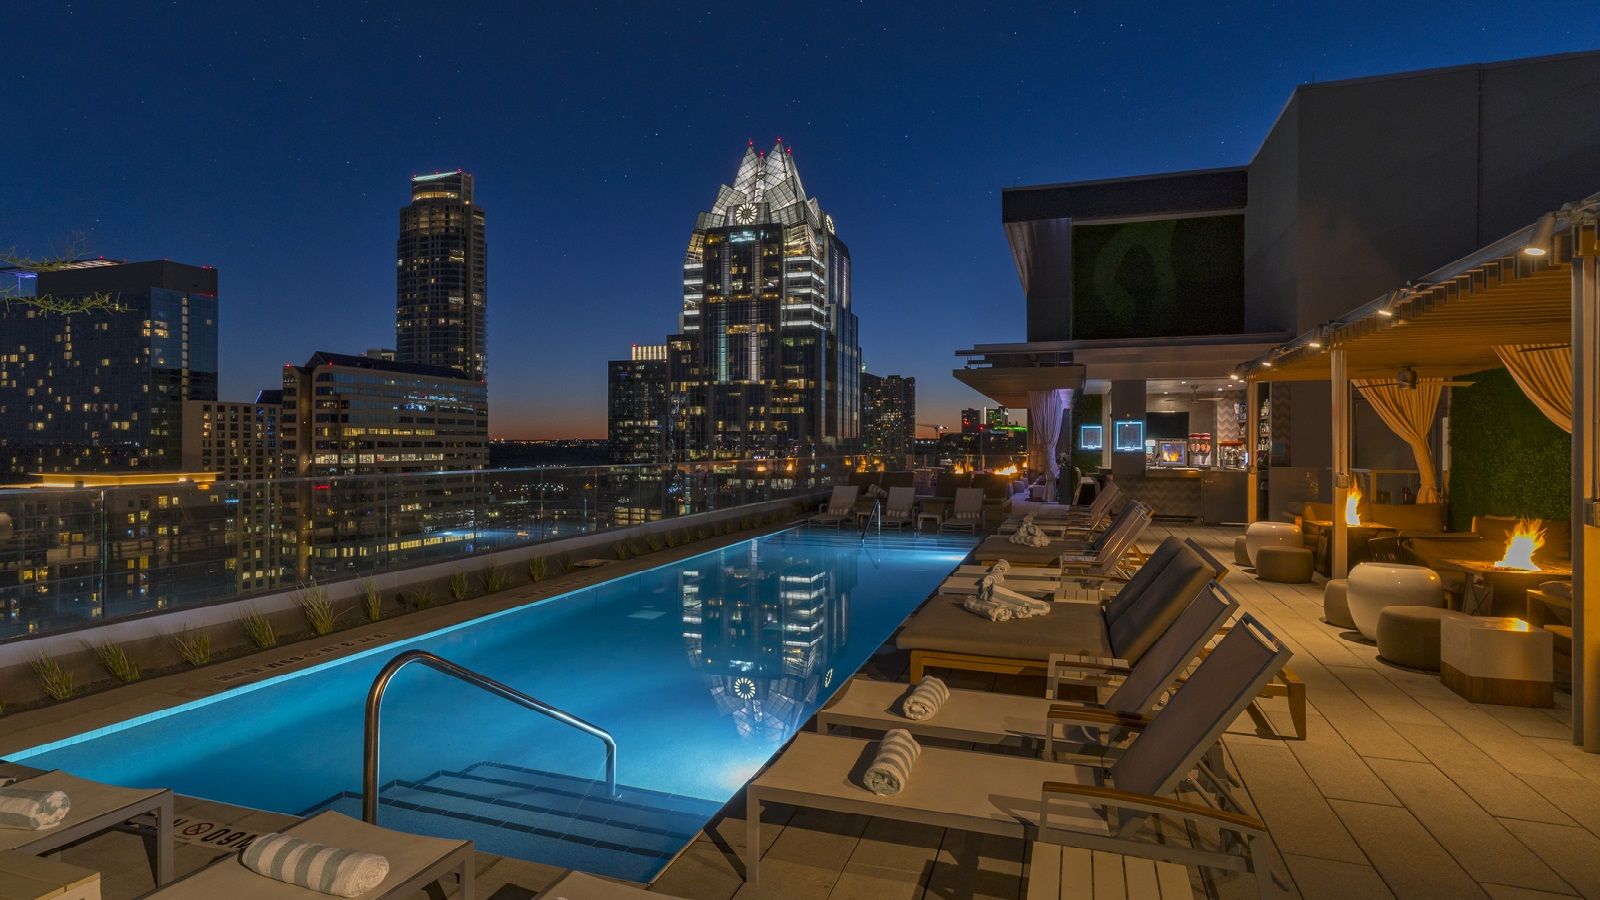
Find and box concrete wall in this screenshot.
[1244,97,1300,334]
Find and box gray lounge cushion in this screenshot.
[895,595,1112,660]
[1106,546,1214,664]
[1102,537,1185,625]
[973,537,1072,564]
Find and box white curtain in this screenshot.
[1027,388,1072,502]
[1494,344,1573,433]
[1352,378,1443,504]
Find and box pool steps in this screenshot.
[304,760,719,882]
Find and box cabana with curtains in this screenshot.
[1235,194,1600,751]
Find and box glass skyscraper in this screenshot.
[0,259,219,479]
[668,140,861,459]
[397,170,488,382]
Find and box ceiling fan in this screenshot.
[1359,366,1475,390]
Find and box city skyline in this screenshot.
[7,2,1596,438]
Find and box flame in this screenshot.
[1344,482,1363,527]
[1494,518,1547,571]
[993,464,1019,476]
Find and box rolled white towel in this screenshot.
[978,572,1002,600]
[242,832,391,898]
[991,584,1052,617]
[863,728,922,796]
[990,559,1011,576]
[0,787,70,830]
[900,676,951,721]
[962,594,1014,621]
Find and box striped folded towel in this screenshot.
[0,786,70,830]
[863,728,922,796]
[242,832,391,898]
[991,584,1052,617]
[978,573,1002,598]
[990,559,1011,576]
[962,594,1014,621]
[900,675,951,721]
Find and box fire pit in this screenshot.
[1442,519,1572,616]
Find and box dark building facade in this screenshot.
[666,140,861,459]
[860,373,915,461]
[278,351,488,578]
[397,171,488,382]
[0,259,218,479]
[607,344,669,464]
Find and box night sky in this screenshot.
[7,2,1593,438]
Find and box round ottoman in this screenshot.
[1244,521,1301,566]
[1234,535,1251,567]
[1256,545,1314,584]
[1347,563,1444,641]
[1323,579,1354,629]
[1376,606,1468,671]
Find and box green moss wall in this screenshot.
[1446,367,1569,532]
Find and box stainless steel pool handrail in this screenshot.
[362,649,619,823]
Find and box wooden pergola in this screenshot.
[1236,201,1600,750]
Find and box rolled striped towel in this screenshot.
[962,594,1014,621]
[242,832,391,898]
[901,676,951,721]
[0,787,70,830]
[863,728,922,796]
[978,572,1001,599]
[990,559,1011,576]
[992,584,1052,617]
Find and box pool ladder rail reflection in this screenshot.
[361,649,619,825]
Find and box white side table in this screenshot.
[0,850,101,900]
[1441,615,1554,707]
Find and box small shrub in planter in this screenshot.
[31,656,74,701]
[88,640,142,683]
[528,557,549,583]
[448,572,472,602]
[648,534,664,552]
[482,563,511,593]
[296,582,337,636]
[409,584,437,610]
[170,627,212,667]
[360,578,383,622]
[613,542,631,561]
[240,608,278,649]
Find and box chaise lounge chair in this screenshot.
[806,485,860,528]
[820,580,1240,756]
[748,615,1292,895]
[879,485,917,531]
[148,810,474,899]
[0,769,174,887]
[939,487,987,534]
[972,502,1151,567]
[897,536,1215,683]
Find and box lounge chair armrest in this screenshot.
[1040,781,1266,836]
[1046,704,1151,729]
[1047,652,1130,677]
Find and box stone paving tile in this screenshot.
[1329,798,1489,899]
[827,817,942,899]
[1501,819,1600,898]
[921,830,1025,900]
[1280,853,1395,900]
[1482,886,1577,900]
[1397,724,1572,825]
[1366,758,1571,893]
[1521,774,1600,836]
[1224,740,1367,864]
[732,807,869,899]
[1276,707,1400,806]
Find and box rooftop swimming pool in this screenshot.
[9,528,972,882]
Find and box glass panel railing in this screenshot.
[0,456,858,642]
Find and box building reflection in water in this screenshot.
[681,540,854,741]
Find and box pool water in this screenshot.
[10,528,972,881]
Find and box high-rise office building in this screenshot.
[668,140,861,458]
[860,373,916,461]
[608,344,669,464]
[397,171,487,381]
[960,408,982,434]
[0,259,219,479]
[180,397,284,592]
[278,351,488,578]
[986,407,1011,429]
